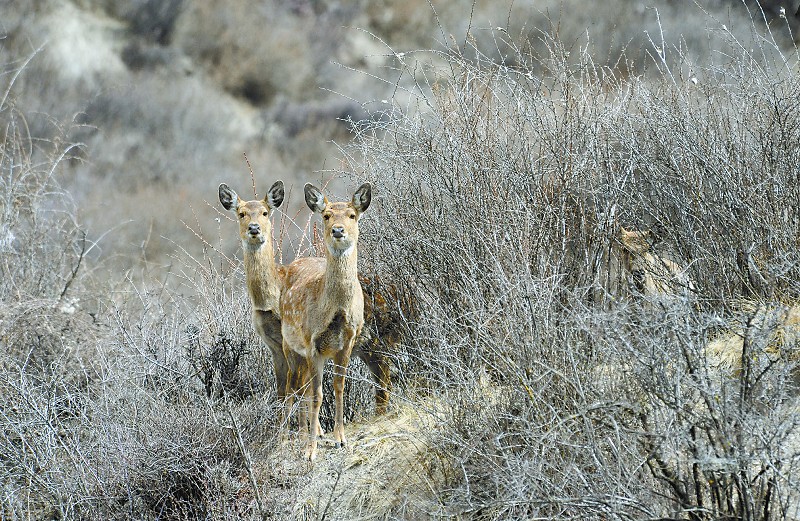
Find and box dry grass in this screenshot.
[263,395,447,520]
[3,1,800,520]
[342,3,800,517]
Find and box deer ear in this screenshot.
[266,180,284,209]
[304,183,326,213]
[352,182,372,214]
[219,183,239,211]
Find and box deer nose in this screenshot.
[331,225,345,239]
[248,223,260,235]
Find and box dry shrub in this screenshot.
[0,226,287,519]
[343,4,800,518]
[0,72,282,519]
[0,68,104,519]
[706,301,800,374]
[0,104,85,301]
[4,2,800,519]
[347,40,651,518]
[70,381,276,520]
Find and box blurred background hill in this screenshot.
[1,0,797,283]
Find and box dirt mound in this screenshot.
[262,398,448,520]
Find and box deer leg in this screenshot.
[373,356,391,415]
[283,348,307,438]
[300,353,323,437]
[315,412,324,437]
[282,350,295,430]
[356,342,391,415]
[306,358,325,461]
[297,358,311,441]
[272,354,289,403]
[253,310,287,401]
[332,334,356,448]
[288,352,323,437]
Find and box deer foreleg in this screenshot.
[332,331,356,448]
[283,348,308,438]
[306,358,325,461]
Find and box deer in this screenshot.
[218,181,397,426]
[619,227,695,297]
[280,182,371,460]
[218,180,289,401]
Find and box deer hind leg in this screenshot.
[372,354,391,415]
[356,341,391,415]
[252,310,287,401]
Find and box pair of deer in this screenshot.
[219,179,379,461]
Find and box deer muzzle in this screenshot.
[331,225,346,239]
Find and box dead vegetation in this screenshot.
[3,1,800,520]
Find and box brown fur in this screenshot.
[706,303,800,374]
[219,181,289,400]
[619,227,695,297]
[357,274,409,414]
[218,182,399,419]
[281,182,371,460]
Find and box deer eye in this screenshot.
[262,211,268,217]
[238,212,245,219]
[349,213,356,219]
[323,214,330,221]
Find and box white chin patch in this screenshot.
[328,243,354,258]
[243,237,265,251]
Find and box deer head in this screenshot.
[304,182,371,258]
[219,181,284,251]
[620,227,652,255]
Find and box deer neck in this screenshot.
[243,240,281,312]
[322,245,359,305]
